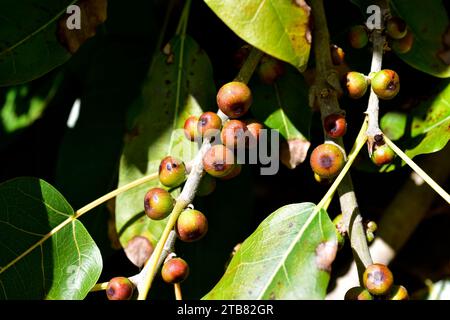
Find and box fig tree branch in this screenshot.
[310,0,373,280]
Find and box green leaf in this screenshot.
[0,0,107,86]
[251,65,311,168]
[0,177,102,300]
[380,111,407,141]
[203,203,337,300]
[0,72,63,134]
[116,35,216,250]
[351,0,450,78]
[404,79,450,159]
[204,0,312,71]
[390,0,450,78]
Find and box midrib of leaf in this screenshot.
[274,82,291,138]
[0,0,77,57]
[255,205,320,299]
[168,33,187,155]
[0,213,76,276]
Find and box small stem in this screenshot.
[365,0,389,154]
[384,137,450,204]
[174,283,183,300]
[90,282,109,292]
[76,173,158,217]
[316,119,368,211]
[234,48,264,83]
[310,0,373,278]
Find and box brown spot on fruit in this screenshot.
[315,241,337,272]
[57,0,108,54]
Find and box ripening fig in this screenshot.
[159,156,187,188]
[386,17,408,40]
[106,277,135,300]
[330,44,345,65]
[221,119,247,149]
[197,112,222,138]
[217,81,252,118]
[257,55,285,84]
[344,287,374,300]
[324,114,347,138]
[363,263,394,295]
[245,119,264,149]
[348,25,369,49]
[176,209,208,242]
[386,285,409,300]
[197,174,216,197]
[392,30,414,54]
[371,144,396,166]
[220,163,242,180]
[203,144,235,178]
[161,257,189,284]
[144,188,174,220]
[310,143,346,179]
[371,69,400,100]
[345,72,368,99]
[183,115,199,141]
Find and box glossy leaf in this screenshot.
[380,111,407,141]
[116,35,215,249]
[404,79,450,159]
[0,177,102,300]
[390,0,450,78]
[351,0,450,78]
[204,0,312,71]
[251,65,311,168]
[0,0,107,86]
[203,203,337,300]
[0,73,62,134]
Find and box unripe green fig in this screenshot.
[159,156,187,188]
[345,286,374,300]
[386,285,409,300]
[348,25,369,49]
[330,44,345,65]
[371,69,400,100]
[176,209,208,242]
[371,144,396,166]
[386,17,407,40]
[392,30,414,54]
[144,188,174,220]
[345,72,368,99]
